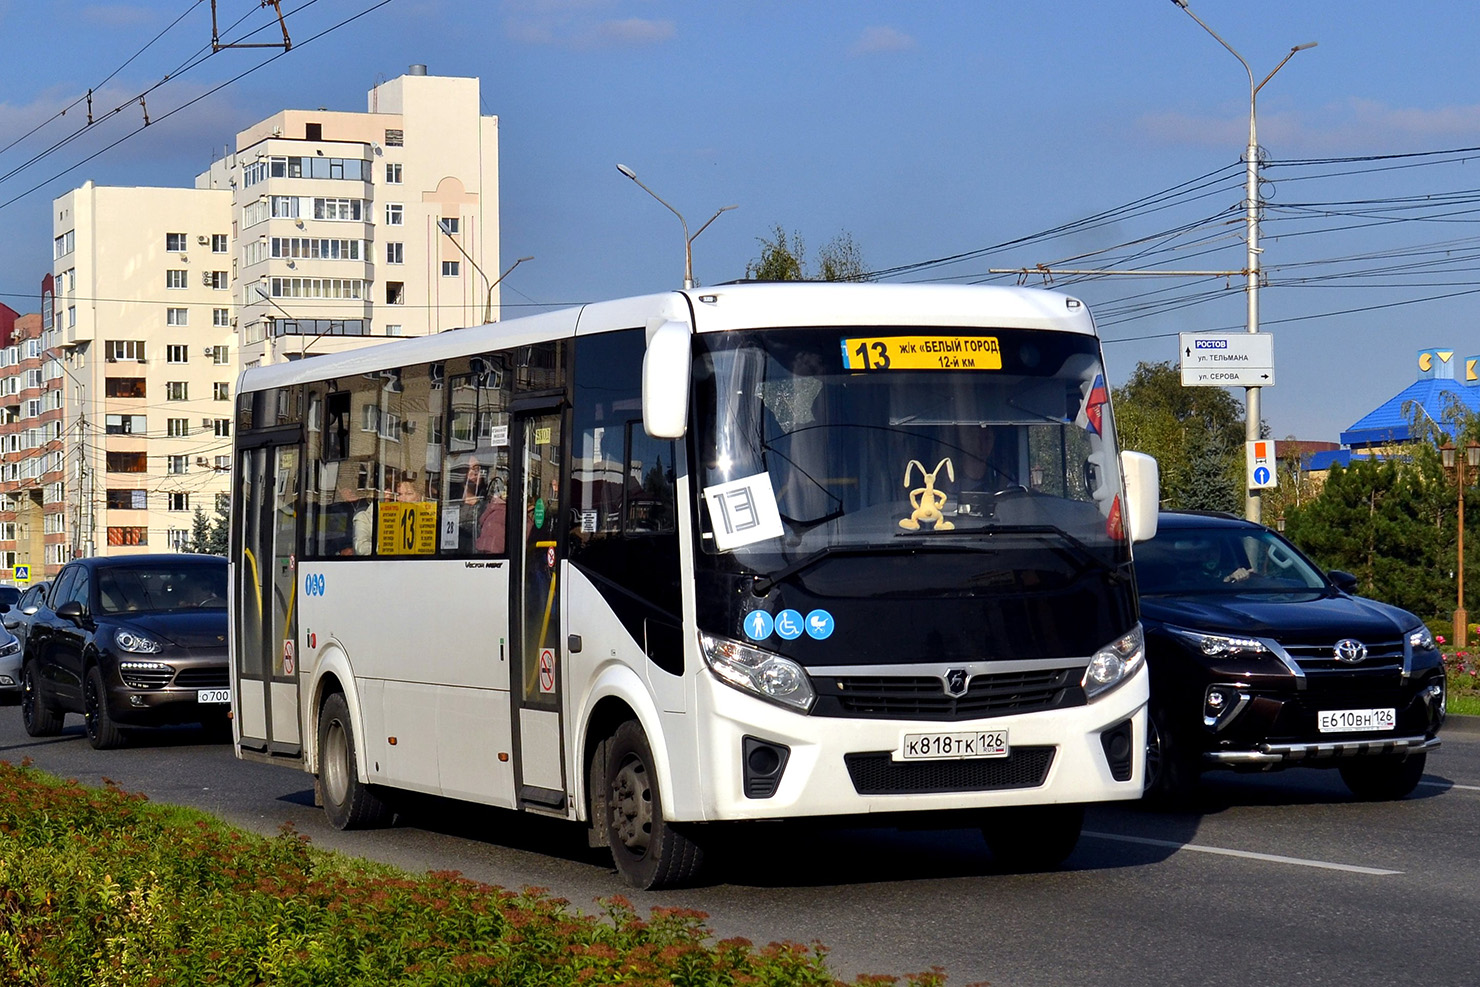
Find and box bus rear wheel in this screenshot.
[604,720,704,889]
[318,692,393,830]
[982,803,1085,872]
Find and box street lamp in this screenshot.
[1172,0,1315,524]
[1441,440,1480,648]
[437,219,532,324]
[616,163,736,289]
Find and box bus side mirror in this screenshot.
[642,319,691,439]
[1120,451,1159,543]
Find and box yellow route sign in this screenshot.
[842,335,1002,371]
[377,501,438,555]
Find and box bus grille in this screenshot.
[844,747,1055,795]
[174,667,230,689]
[812,669,1078,721]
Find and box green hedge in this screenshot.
[0,760,944,987]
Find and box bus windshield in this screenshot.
[692,326,1130,580]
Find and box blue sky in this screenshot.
[3,1,1480,442]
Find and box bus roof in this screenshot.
[238,282,1096,393]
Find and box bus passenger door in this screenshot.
[234,439,304,760]
[510,407,566,810]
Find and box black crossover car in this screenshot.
[1136,511,1445,800]
[20,555,230,749]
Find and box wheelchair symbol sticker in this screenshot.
[774,609,804,640]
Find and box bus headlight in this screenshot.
[700,634,815,712]
[1082,624,1145,700]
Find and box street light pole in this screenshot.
[616,163,736,289]
[1444,441,1479,648]
[486,256,533,323]
[1172,1,1315,523]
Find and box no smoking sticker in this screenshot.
[538,648,556,694]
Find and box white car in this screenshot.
[0,625,21,704]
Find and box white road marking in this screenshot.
[1082,831,1402,875]
[1418,780,1480,791]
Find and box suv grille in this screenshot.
[812,668,1079,721]
[1284,638,1403,673]
[845,747,1055,794]
[174,667,229,689]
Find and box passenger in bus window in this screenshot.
[328,474,374,556]
[449,457,507,554]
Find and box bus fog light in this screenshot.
[701,634,815,712]
[1082,625,1144,700]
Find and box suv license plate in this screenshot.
[197,689,232,704]
[898,729,1009,761]
[1318,708,1395,733]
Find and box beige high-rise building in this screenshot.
[51,182,236,563]
[197,67,501,366]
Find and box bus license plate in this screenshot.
[899,729,1009,761]
[197,689,232,704]
[1318,708,1395,733]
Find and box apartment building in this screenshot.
[51,182,236,564]
[0,303,67,577]
[197,67,501,366]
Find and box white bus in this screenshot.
[230,283,1159,888]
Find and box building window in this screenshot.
[212,346,230,365]
[67,306,76,328]
[441,260,460,277]
[384,128,404,147]
[440,217,459,234]
[168,492,190,511]
[212,233,228,253]
[386,242,403,264]
[313,198,363,222]
[105,414,146,435]
[214,382,230,401]
[206,270,229,289]
[106,340,145,363]
[167,418,190,437]
[167,455,189,475]
[166,344,188,363]
[107,451,148,473]
[107,526,148,547]
[25,399,40,419]
[386,282,405,305]
[166,270,188,289]
[53,230,75,259]
[385,203,404,226]
[385,162,403,184]
[106,489,148,510]
[166,308,188,326]
[214,419,231,437]
[166,232,187,252]
[215,455,231,471]
[166,381,188,401]
[385,324,402,337]
[104,378,146,398]
[213,307,230,327]
[167,529,190,551]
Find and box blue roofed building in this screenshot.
[1307,348,1480,472]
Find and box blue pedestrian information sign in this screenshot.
[12,565,28,585]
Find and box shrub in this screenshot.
[0,760,945,987]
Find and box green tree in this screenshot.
[185,494,230,556]
[1112,360,1247,511]
[745,226,867,281]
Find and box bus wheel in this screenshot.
[318,692,393,830]
[604,720,704,889]
[981,803,1084,872]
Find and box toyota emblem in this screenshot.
[944,668,969,696]
[1333,638,1368,664]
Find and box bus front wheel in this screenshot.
[981,803,1085,872]
[318,692,393,830]
[603,720,704,889]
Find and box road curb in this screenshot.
[1444,713,1480,736]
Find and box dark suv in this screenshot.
[20,555,229,749]
[1136,511,1445,800]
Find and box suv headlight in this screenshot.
[1083,624,1145,700]
[114,628,163,654]
[1408,626,1436,651]
[1167,626,1269,658]
[700,634,815,712]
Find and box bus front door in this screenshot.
[234,439,304,760]
[510,407,566,810]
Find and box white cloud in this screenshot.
[503,0,674,50]
[1138,98,1480,155]
[79,4,156,27]
[851,26,917,56]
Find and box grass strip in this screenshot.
[0,759,946,987]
